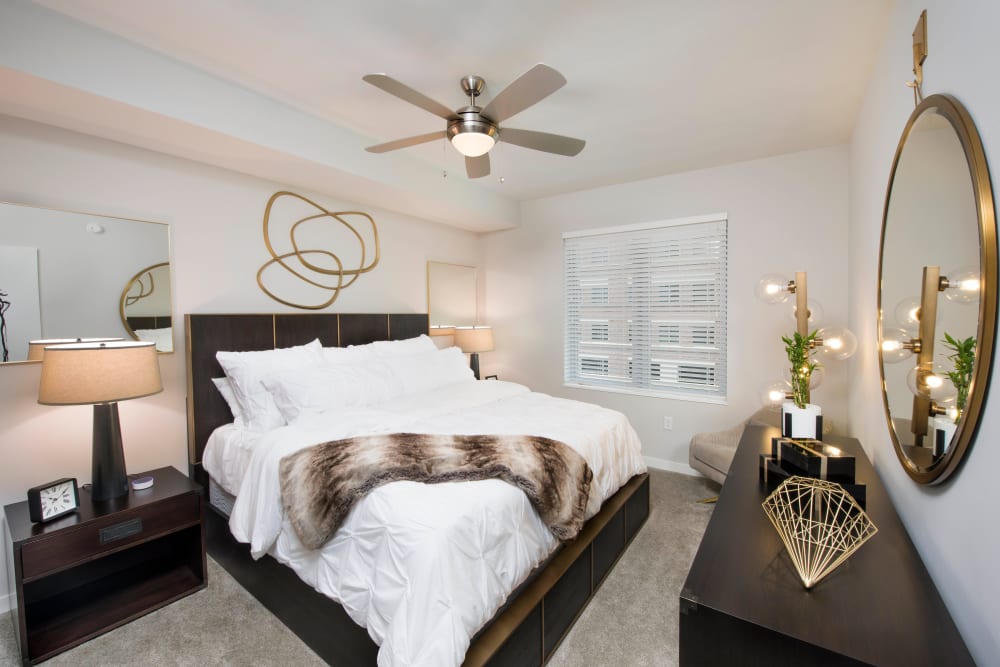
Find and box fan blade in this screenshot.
[500,128,586,156]
[363,74,457,120]
[481,64,567,124]
[365,131,447,153]
[466,154,490,179]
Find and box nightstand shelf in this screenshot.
[5,466,206,664]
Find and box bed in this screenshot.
[185,312,650,666]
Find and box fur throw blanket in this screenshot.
[279,433,593,550]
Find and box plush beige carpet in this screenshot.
[0,469,716,666]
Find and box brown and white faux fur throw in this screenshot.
[279,432,593,550]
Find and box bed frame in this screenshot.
[185,312,649,666]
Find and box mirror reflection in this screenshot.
[427,261,478,329]
[120,262,173,352]
[0,202,171,363]
[878,94,996,484]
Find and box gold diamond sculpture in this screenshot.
[761,476,878,589]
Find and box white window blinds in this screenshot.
[563,214,728,402]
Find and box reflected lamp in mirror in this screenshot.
[454,326,494,380]
[880,264,978,453]
[38,340,162,501]
[428,325,456,348]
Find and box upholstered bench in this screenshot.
[689,408,781,485]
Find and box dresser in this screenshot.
[679,425,973,666]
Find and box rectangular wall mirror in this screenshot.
[0,201,171,363]
[427,261,478,329]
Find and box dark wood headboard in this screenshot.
[184,313,428,477]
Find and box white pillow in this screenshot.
[216,339,322,432]
[383,346,474,396]
[262,359,396,423]
[135,327,173,352]
[212,377,247,427]
[320,344,373,365]
[370,334,437,358]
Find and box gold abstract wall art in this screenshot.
[256,191,380,309]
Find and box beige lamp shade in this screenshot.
[454,326,495,353]
[38,340,163,405]
[27,337,123,362]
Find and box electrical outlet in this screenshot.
[663,416,673,430]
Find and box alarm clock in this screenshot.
[27,478,80,523]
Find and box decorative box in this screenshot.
[771,437,856,482]
[759,455,867,509]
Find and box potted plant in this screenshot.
[780,330,823,439]
[942,332,975,423]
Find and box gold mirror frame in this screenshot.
[878,94,998,484]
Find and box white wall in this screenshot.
[848,1,1000,662]
[0,114,482,610]
[483,145,850,471]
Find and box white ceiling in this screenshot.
[28,0,892,203]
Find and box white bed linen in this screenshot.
[203,380,646,667]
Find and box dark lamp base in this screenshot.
[470,352,481,380]
[92,402,129,501]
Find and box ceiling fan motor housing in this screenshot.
[447,110,499,144]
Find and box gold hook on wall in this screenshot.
[905,10,928,106]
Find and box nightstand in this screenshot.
[4,466,206,664]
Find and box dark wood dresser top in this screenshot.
[680,425,973,666]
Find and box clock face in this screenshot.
[40,481,77,519]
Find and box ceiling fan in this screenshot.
[363,63,586,179]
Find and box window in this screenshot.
[563,213,727,402]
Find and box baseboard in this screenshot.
[0,591,12,614]
[644,455,701,478]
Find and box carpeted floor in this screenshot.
[0,469,717,666]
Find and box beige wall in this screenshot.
[848,0,1000,662]
[482,145,850,471]
[0,115,482,609]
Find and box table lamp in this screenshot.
[454,326,494,380]
[38,340,162,501]
[27,337,122,361]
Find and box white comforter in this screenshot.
[204,380,646,667]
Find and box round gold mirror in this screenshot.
[878,94,997,484]
[119,262,173,352]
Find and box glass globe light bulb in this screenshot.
[817,327,858,360]
[756,273,792,304]
[760,379,791,408]
[906,363,957,404]
[894,297,922,330]
[943,267,981,303]
[880,327,917,363]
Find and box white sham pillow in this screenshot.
[216,339,322,432]
[370,334,437,358]
[262,359,396,423]
[320,344,373,365]
[383,346,474,396]
[212,377,247,427]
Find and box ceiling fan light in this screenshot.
[451,131,495,157]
